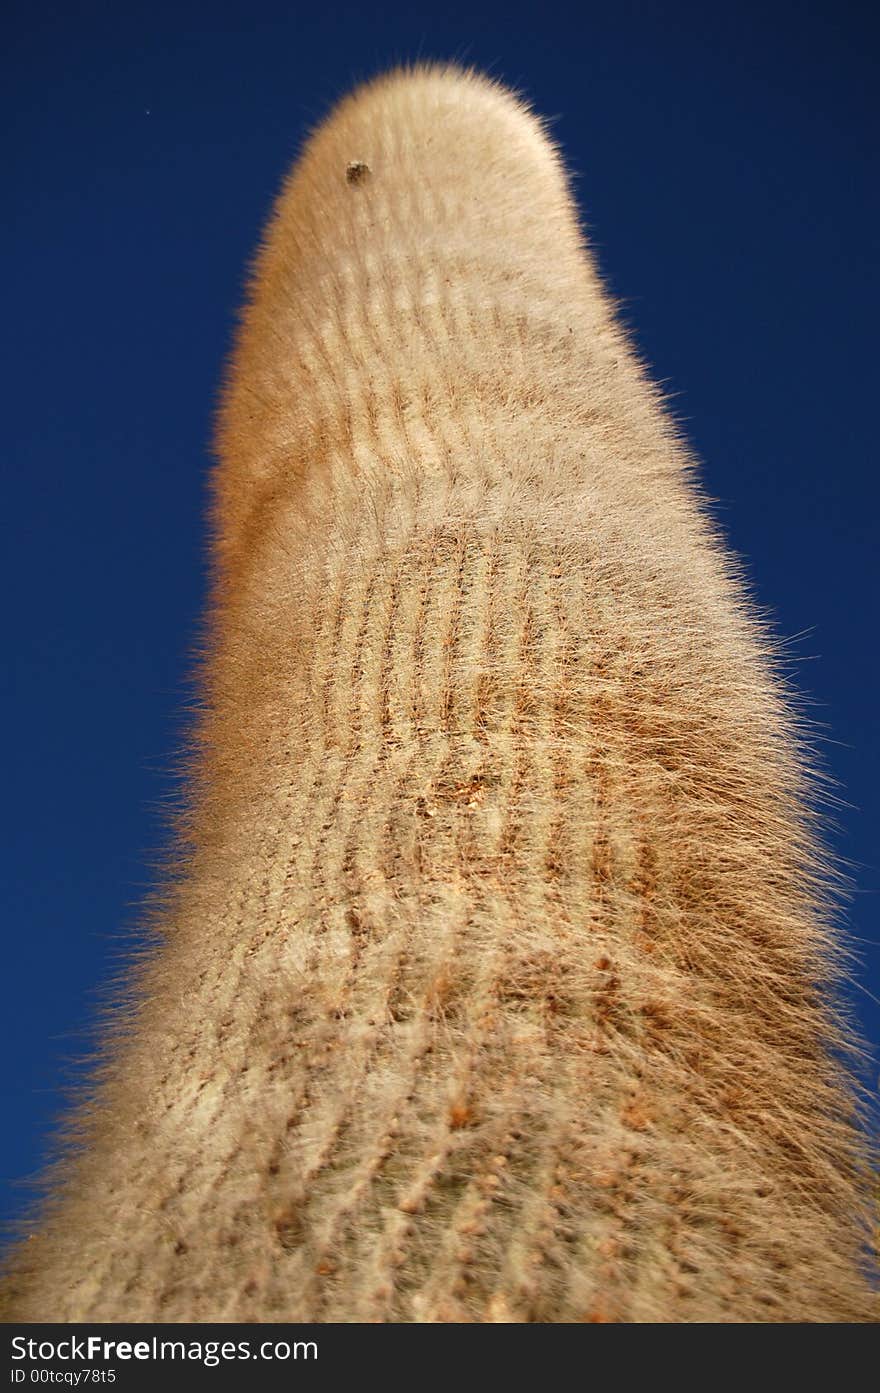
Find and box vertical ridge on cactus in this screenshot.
[2,64,875,1323]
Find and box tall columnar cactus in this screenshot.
[3,66,875,1322]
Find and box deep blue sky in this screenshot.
[3,0,877,1230]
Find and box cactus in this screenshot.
[2,65,875,1322]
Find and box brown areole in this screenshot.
[2,65,876,1322]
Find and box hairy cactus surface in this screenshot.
[3,65,875,1322]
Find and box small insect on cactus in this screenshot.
[2,64,876,1322]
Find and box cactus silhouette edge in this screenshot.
[2,63,876,1322]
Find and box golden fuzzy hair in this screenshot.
[2,64,876,1322]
